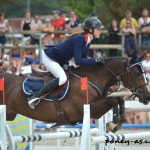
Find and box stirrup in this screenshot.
[28,97,40,109]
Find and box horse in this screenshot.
[0,57,150,132]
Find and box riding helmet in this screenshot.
[82,17,104,33]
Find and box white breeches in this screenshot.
[42,50,67,86]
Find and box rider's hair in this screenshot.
[60,29,85,41]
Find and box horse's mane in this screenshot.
[105,57,127,64]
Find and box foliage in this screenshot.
[0,0,150,28]
[65,0,95,21]
[65,0,150,28]
[0,0,16,7]
[0,0,66,18]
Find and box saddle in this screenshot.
[23,67,69,101]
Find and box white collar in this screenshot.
[86,35,91,46]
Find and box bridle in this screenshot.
[104,60,148,102]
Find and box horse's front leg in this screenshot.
[90,97,113,119]
[117,97,126,122]
[106,97,125,133]
[112,98,119,123]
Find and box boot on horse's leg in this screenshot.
[28,78,59,109]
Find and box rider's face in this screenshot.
[94,27,101,38]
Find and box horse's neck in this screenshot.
[74,58,126,94]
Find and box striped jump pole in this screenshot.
[13,128,99,143]
[92,131,150,144]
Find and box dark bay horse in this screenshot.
[0,57,150,132]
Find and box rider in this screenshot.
[28,17,105,109]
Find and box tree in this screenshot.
[0,0,66,18]
[65,0,150,27]
[0,0,16,7]
[65,0,95,21]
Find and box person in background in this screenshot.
[138,8,150,46]
[0,12,9,54]
[108,19,120,57]
[23,41,40,65]
[0,49,4,72]
[65,11,81,32]
[59,10,69,22]
[20,10,31,46]
[51,10,66,43]
[30,15,43,45]
[142,52,150,85]
[120,10,138,63]
[9,40,23,75]
[42,18,54,45]
[120,9,138,29]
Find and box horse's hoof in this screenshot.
[106,121,118,133]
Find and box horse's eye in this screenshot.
[134,72,141,77]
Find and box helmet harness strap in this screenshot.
[86,28,95,39]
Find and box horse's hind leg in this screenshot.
[6,112,17,121]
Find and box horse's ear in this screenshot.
[130,51,147,64]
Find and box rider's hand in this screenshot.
[95,57,105,64]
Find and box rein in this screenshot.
[69,72,103,97]
[103,60,148,98]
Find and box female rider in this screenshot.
[28,17,105,109]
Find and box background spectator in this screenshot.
[65,11,81,32]
[120,9,138,29]
[51,10,65,43]
[9,40,23,74]
[20,10,31,46]
[0,12,9,53]
[120,10,138,63]
[0,49,4,72]
[59,10,69,22]
[138,8,150,46]
[142,52,150,85]
[108,19,120,57]
[23,41,40,65]
[30,15,43,45]
[42,18,54,45]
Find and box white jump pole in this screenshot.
[0,105,7,150]
[80,104,91,150]
[0,141,5,150]
[95,116,105,150]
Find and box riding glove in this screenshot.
[95,57,105,64]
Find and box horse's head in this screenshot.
[121,62,150,105]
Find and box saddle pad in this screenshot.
[22,77,70,101]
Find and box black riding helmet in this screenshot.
[82,17,104,38]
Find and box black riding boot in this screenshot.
[28,78,59,109]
